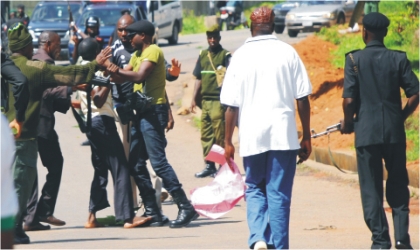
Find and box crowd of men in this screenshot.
[1,4,419,250]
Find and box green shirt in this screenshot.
[6,55,98,140]
[130,45,166,105]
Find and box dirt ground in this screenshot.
[292,35,418,163]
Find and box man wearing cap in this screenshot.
[221,7,312,249]
[190,24,231,178]
[5,22,111,244]
[106,20,199,229]
[341,12,419,249]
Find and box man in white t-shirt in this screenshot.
[220,7,312,250]
[1,114,18,249]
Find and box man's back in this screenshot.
[344,40,419,146]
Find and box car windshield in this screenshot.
[79,7,129,27]
[31,4,81,22]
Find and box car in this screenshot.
[147,0,183,45]
[67,1,148,64]
[285,0,356,38]
[273,1,307,34]
[28,1,85,60]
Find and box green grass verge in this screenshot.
[405,115,419,162]
[181,10,207,35]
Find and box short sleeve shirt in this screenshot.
[220,35,312,157]
[129,45,166,105]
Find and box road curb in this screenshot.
[309,147,419,189]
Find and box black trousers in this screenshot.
[25,131,63,225]
[356,143,411,249]
[86,115,134,222]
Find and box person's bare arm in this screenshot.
[402,92,419,121]
[224,106,238,170]
[340,97,356,134]
[297,97,311,164]
[109,61,156,83]
[190,79,202,113]
[165,91,174,132]
[91,86,111,108]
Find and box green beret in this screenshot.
[7,22,32,52]
[363,12,390,32]
[206,24,220,35]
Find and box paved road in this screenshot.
[16,30,418,249]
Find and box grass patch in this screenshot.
[181,10,207,35]
[192,116,201,130]
[316,1,419,76]
[405,114,419,162]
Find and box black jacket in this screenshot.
[32,49,72,139]
[343,40,419,147]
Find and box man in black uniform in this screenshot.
[341,12,419,249]
[24,31,72,231]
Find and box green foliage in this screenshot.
[181,10,207,35]
[316,1,419,76]
[405,114,419,162]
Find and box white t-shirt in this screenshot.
[1,115,18,220]
[76,60,116,120]
[220,35,312,157]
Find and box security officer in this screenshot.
[341,12,419,249]
[190,24,231,178]
[72,16,104,65]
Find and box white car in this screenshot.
[286,0,356,37]
[148,0,183,45]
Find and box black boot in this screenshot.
[139,195,169,227]
[195,161,217,178]
[14,224,30,244]
[169,189,199,228]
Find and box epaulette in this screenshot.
[199,50,202,56]
[391,49,406,54]
[345,49,361,57]
[225,51,231,56]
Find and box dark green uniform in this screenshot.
[193,45,231,157]
[6,54,98,233]
[343,40,419,248]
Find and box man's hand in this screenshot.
[189,100,196,114]
[71,34,79,45]
[166,109,175,132]
[73,83,88,91]
[71,99,81,109]
[168,58,181,77]
[106,63,120,74]
[340,118,354,134]
[297,138,311,164]
[224,142,235,172]
[96,46,112,67]
[9,119,22,139]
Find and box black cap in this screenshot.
[86,16,100,27]
[126,20,155,36]
[363,12,390,32]
[78,37,100,61]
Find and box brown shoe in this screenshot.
[84,221,105,229]
[39,215,66,226]
[23,222,51,231]
[123,216,152,229]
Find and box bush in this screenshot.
[181,10,207,35]
[405,115,419,162]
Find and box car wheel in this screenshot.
[288,30,298,38]
[274,25,285,34]
[337,13,345,24]
[168,24,179,45]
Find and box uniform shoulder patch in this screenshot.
[26,60,45,69]
[345,49,361,57]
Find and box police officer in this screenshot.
[190,24,231,178]
[341,12,419,249]
[72,16,104,64]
